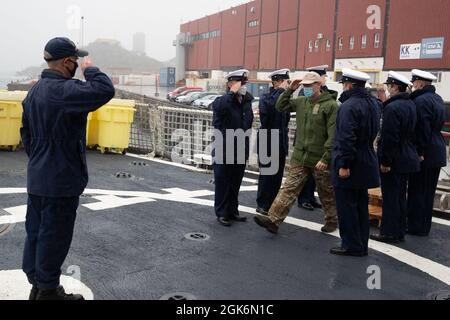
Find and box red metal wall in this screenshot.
[187,21,199,70]
[335,0,386,59]
[385,0,450,69]
[182,0,448,72]
[220,4,247,68]
[260,33,278,70]
[296,0,336,69]
[278,0,298,31]
[277,29,297,69]
[246,0,261,36]
[196,17,210,70]
[260,0,279,34]
[245,36,260,70]
[208,13,222,70]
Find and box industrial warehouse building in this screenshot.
[174,0,450,100]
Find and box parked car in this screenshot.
[176,90,204,104]
[174,89,204,103]
[194,95,221,109]
[180,92,218,105]
[167,86,203,101]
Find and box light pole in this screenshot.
[155,74,160,97]
[80,16,85,48]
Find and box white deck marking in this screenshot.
[83,195,155,211]
[242,177,258,184]
[0,186,449,286]
[0,270,93,300]
[236,205,450,286]
[0,205,27,225]
[433,217,450,227]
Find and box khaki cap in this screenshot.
[300,72,322,85]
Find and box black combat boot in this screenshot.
[29,286,39,300]
[36,285,84,301]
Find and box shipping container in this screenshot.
[160,67,176,87]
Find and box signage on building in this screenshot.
[400,43,421,60]
[421,37,445,59]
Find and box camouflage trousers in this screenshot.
[268,164,337,226]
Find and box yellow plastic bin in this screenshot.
[95,99,135,155]
[86,111,99,148]
[0,91,28,151]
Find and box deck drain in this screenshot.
[0,224,13,236]
[184,232,210,241]
[160,292,197,301]
[427,290,450,300]
[130,161,148,167]
[114,172,133,179]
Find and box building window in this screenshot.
[326,39,331,51]
[308,40,313,53]
[248,20,259,28]
[338,37,343,51]
[349,36,355,50]
[361,35,367,49]
[374,33,380,48]
[314,40,320,52]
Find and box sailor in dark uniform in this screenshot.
[370,71,420,243]
[256,69,291,215]
[20,38,115,300]
[297,65,331,211]
[330,68,381,257]
[212,69,254,226]
[407,69,446,236]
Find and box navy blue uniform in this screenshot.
[256,87,290,211]
[212,91,254,219]
[408,85,446,235]
[377,93,420,238]
[332,87,381,252]
[21,68,115,289]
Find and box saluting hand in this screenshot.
[289,80,302,91]
[81,57,93,73]
[339,168,350,179]
[380,165,391,173]
[230,81,242,94]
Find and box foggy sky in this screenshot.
[0,0,248,74]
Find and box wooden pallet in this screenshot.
[368,188,383,227]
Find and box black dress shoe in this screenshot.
[217,217,233,227]
[29,286,39,301]
[36,285,84,301]
[299,203,314,211]
[256,207,269,216]
[370,234,404,244]
[406,230,429,237]
[330,247,368,257]
[254,215,279,234]
[230,215,247,222]
[312,202,323,209]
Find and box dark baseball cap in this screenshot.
[44,37,89,61]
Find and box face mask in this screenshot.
[303,87,314,98]
[66,60,78,78]
[238,85,247,96]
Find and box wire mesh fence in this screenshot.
[126,102,297,172]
